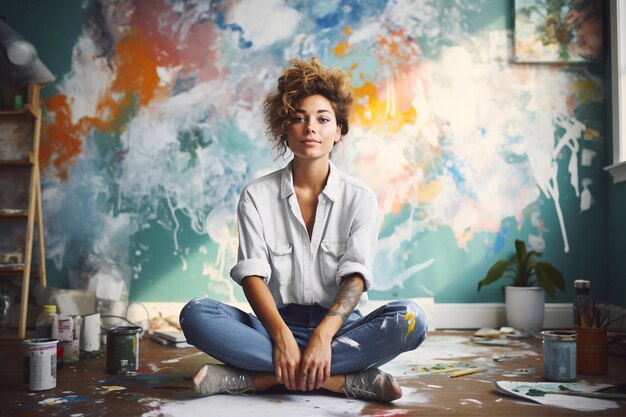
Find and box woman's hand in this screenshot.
[272,329,302,391]
[299,329,332,391]
[296,274,365,391]
[242,276,303,390]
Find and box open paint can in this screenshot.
[23,338,58,391]
[106,326,141,374]
[542,330,577,382]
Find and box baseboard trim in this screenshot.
[432,303,574,329]
[133,300,574,330]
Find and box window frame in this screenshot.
[605,0,626,183]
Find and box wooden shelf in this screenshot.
[0,104,39,118]
[0,333,22,340]
[0,264,25,273]
[0,210,29,219]
[0,158,34,166]
[0,267,40,275]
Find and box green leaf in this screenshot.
[535,261,565,289]
[514,240,527,269]
[534,261,565,298]
[477,260,513,291]
[515,240,533,285]
[536,268,556,298]
[517,250,539,286]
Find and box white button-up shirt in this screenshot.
[230,160,379,309]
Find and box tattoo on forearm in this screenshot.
[327,276,364,322]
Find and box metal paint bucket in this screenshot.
[106,326,141,374]
[542,330,577,382]
[23,338,58,391]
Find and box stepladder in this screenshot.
[0,83,47,339]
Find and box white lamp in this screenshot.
[0,17,54,84]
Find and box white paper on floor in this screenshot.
[142,392,367,417]
[494,381,619,411]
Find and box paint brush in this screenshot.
[450,368,486,378]
[430,367,460,374]
[576,294,594,327]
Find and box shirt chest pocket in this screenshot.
[267,241,294,286]
[320,240,347,286]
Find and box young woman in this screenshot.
[180,57,427,402]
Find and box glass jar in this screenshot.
[35,305,58,338]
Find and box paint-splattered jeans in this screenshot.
[180,298,427,375]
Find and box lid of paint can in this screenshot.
[108,326,142,335]
[574,279,590,288]
[541,330,577,341]
[23,338,59,346]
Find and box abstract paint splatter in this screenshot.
[36,0,604,302]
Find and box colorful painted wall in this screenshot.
[1,0,613,305]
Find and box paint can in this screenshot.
[57,316,74,342]
[23,338,58,391]
[106,326,141,374]
[62,315,82,363]
[542,330,577,382]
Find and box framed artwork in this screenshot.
[513,0,603,63]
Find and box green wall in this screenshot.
[607,181,626,307]
[1,0,618,306]
[604,4,626,308]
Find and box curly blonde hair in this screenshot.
[263,57,353,159]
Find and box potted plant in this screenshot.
[477,239,565,334]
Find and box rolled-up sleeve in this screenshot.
[229,190,271,285]
[336,191,379,290]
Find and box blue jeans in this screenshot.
[180,298,428,375]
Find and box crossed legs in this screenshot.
[180,298,427,401]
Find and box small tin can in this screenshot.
[542,330,577,382]
[106,326,141,374]
[60,315,82,363]
[62,340,80,363]
[57,317,74,342]
[23,338,58,391]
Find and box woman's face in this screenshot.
[285,94,341,162]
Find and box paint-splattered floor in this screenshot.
[1,330,625,416]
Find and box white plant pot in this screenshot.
[505,286,545,335]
